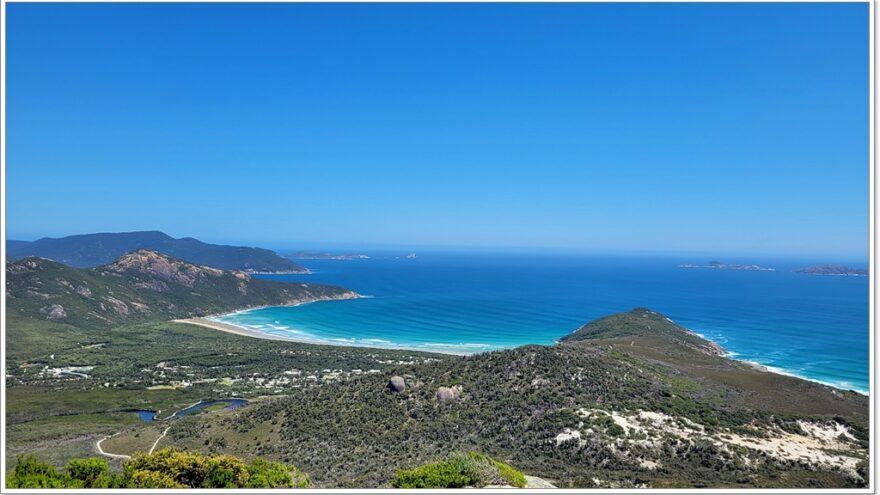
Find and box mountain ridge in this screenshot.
[6,250,358,328]
[7,231,308,274]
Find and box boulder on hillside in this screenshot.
[41,304,67,320]
[436,385,462,402]
[387,376,406,394]
[530,377,550,388]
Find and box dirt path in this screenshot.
[95,435,131,460]
[149,427,171,454]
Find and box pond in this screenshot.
[136,410,157,422]
[133,399,248,422]
[173,399,248,418]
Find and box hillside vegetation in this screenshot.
[7,449,310,488]
[4,255,440,473]
[7,230,308,273]
[161,311,867,488]
[6,250,356,328]
[392,452,526,488]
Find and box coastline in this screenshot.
[177,311,867,394]
[176,317,472,355]
[174,311,473,356]
[735,356,869,396]
[172,291,870,397]
[193,291,363,320]
[245,269,312,275]
[693,336,870,396]
[175,317,310,343]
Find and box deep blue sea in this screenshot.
[215,253,869,394]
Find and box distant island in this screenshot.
[287,251,370,260]
[679,260,775,271]
[794,264,868,276]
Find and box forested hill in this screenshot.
[6,231,308,273]
[559,307,726,355]
[6,249,358,328]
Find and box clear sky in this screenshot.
[6,3,869,259]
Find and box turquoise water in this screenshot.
[215,253,869,394]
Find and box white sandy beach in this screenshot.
[173,317,470,355]
[173,318,310,343]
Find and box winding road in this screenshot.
[95,434,131,460]
[95,399,244,459]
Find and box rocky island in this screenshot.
[287,251,370,260]
[680,260,775,271]
[794,264,868,276]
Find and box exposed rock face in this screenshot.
[104,250,223,287]
[485,475,556,489]
[76,285,92,297]
[131,301,151,313]
[7,258,43,274]
[387,376,406,394]
[42,304,67,320]
[524,475,556,488]
[134,280,169,292]
[103,296,130,316]
[531,377,550,388]
[436,385,463,402]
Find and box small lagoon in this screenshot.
[133,399,248,422]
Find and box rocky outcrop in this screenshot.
[103,296,130,316]
[134,280,169,292]
[436,385,463,402]
[7,257,44,274]
[485,475,557,489]
[387,376,406,394]
[531,377,550,388]
[41,304,67,320]
[524,475,556,488]
[103,250,223,287]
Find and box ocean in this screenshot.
[214,252,869,394]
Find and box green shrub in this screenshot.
[391,452,526,488]
[467,452,527,488]
[66,457,111,488]
[7,450,309,489]
[392,458,472,488]
[203,454,250,488]
[128,469,185,488]
[6,455,71,488]
[247,458,311,488]
[125,448,209,487]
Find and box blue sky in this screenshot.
[6,3,869,259]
